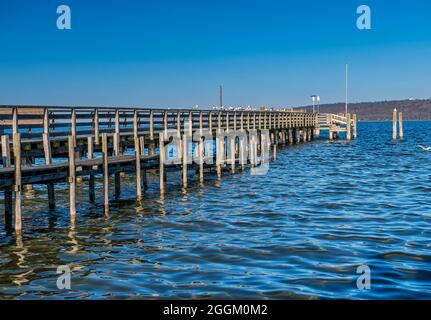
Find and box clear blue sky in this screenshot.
[1,0,431,107]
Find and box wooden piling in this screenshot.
[88,136,95,203]
[42,132,55,210]
[352,114,357,139]
[346,113,351,141]
[182,134,188,188]
[199,137,204,184]
[13,133,22,233]
[2,135,12,225]
[94,108,100,145]
[134,133,142,201]
[159,133,165,194]
[71,109,76,146]
[68,135,76,222]
[216,132,222,179]
[399,112,404,140]
[2,135,11,167]
[102,133,109,214]
[392,109,398,140]
[230,136,236,174]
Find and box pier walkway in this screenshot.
[0,106,356,234]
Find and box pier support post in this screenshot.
[43,133,55,210]
[102,133,109,214]
[303,128,307,143]
[4,188,12,227]
[113,132,121,200]
[13,133,22,234]
[182,134,188,188]
[230,136,236,174]
[134,133,142,201]
[68,136,76,223]
[392,108,398,140]
[346,113,351,141]
[159,133,165,194]
[199,137,204,184]
[288,129,293,144]
[399,112,404,140]
[353,114,357,139]
[216,130,222,179]
[88,136,95,203]
[2,135,12,226]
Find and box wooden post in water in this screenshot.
[68,135,76,223]
[346,113,351,141]
[182,134,188,188]
[149,111,155,156]
[216,131,222,179]
[392,108,398,140]
[88,136,95,203]
[230,136,236,174]
[288,128,293,144]
[43,109,55,210]
[94,108,100,145]
[13,133,22,234]
[114,110,121,199]
[199,137,204,184]
[133,111,142,200]
[399,112,404,140]
[134,133,142,201]
[352,114,357,139]
[159,133,165,194]
[71,109,77,147]
[2,135,12,225]
[102,133,109,214]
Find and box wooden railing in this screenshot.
[0,106,318,141]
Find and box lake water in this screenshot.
[1,121,431,299]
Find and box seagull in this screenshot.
[418,145,431,151]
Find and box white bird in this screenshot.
[418,145,431,151]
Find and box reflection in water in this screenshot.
[1,121,431,299]
[12,235,33,287]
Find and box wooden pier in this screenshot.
[0,106,356,234]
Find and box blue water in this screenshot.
[0,121,430,299]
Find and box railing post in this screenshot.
[13,133,22,234]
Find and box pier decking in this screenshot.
[0,106,356,234]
